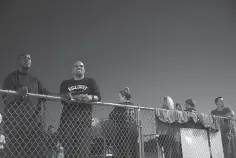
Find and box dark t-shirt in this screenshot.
[108,101,139,140]
[60,78,100,96]
[211,107,234,134]
[60,77,101,112]
[211,107,232,117]
[109,101,137,123]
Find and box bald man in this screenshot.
[58,61,101,158]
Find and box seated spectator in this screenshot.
[175,103,183,111]
[184,99,197,112]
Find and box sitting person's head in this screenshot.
[119,87,131,102]
[161,96,174,110]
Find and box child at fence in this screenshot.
[108,87,139,158]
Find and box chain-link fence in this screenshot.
[141,108,183,158]
[0,89,236,158]
[140,107,236,158]
[0,89,141,158]
[210,118,236,158]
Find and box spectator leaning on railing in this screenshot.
[108,87,139,158]
[58,60,101,158]
[158,96,183,158]
[2,53,50,157]
[211,97,234,118]
[211,97,236,158]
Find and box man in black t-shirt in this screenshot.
[211,97,234,118]
[211,97,235,158]
[2,53,49,157]
[58,61,101,158]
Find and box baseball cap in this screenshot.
[185,99,196,107]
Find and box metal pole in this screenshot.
[137,105,142,158]
[140,122,145,158]
[137,104,145,158]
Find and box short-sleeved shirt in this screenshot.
[211,107,232,117]
[211,107,234,134]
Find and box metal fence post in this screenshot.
[137,104,145,158]
[207,130,213,158]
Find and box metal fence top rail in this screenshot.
[0,89,140,109]
[0,89,163,110]
[0,89,235,120]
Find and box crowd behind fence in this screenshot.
[0,89,235,158]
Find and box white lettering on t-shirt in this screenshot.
[68,85,88,92]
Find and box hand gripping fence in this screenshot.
[0,89,236,158]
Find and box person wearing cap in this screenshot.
[184,99,197,112]
[108,87,139,158]
[58,61,101,158]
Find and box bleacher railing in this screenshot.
[0,89,235,158]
